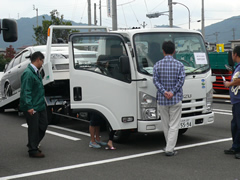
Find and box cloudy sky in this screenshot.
[1,0,240,30]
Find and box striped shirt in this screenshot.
[153,55,185,106]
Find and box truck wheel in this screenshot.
[47,107,59,125]
[179,128,188,135]
[113,130,131,143]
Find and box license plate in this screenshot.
[179,119,192,129]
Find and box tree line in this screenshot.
[1,10,72,71]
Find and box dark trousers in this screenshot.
[24,109,48,154]
[109,130,116,141]
[231,102,240,152]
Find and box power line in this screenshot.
[80,2,87,23]
[129,4,141,26]
[144,0,149,12]
[120,5,128,27]
[150,0,167,12]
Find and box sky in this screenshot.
[1,0,240,30]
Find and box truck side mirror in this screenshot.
[1,19,18,42]
[228,51,234,67]
[119,56,130,74]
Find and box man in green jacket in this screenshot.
[20,51,48,158]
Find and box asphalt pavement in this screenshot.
[0,100,239,180]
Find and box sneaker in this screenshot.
[165,150,178,156]
[235,153,240,159]
[95,140,107,146]
[89,141,101,148]
[224,148,237,155]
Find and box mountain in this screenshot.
[0,15,87,50]
[1,15,240,50]
[204,15,240,44]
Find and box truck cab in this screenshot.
[68,28,215,138]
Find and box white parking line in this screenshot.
[21,124,81,141]
[0,137,232,180]
[49,125,90,137]
[214,112,232,116]
[213,109,232,116]
[213,109,231,113]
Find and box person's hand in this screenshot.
[27,109,34,116]
[164,91,170,99]
[164,91,174,100]
[167,92,174,99]
[224,81,231,88]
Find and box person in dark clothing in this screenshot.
[224,46,240,159]
[20,51,48,158]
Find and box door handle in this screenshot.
[73,87,82,101]
[18,65,21,68]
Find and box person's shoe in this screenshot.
[165,150,178,156]
[95,140,107,146]
[224,148,236,154]
[89,141,101,148]
[235,153,240,159]
[29,152,45,158]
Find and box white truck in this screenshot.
[0,25,215,142]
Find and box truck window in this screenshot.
[72,35,130,83]
[134,32,209,75]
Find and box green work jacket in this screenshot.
[19,64,45,112]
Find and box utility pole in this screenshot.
[94,3,97,25]
[99,0,102,26]
[213,32,219,44]
[232,28,235,40]
[168,0,173,27]
[112,0,117,30]
[201,0,205,39]
[33,5,38,27]
[88,0,92,26]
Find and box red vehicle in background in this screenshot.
[208,51,235,93]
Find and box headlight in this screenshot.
[140,92,157,120]
[206,89,213,112]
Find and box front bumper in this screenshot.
[137,112,214,133]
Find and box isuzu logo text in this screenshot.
[183,94,192,98]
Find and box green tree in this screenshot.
[33,10,72,45]
[0,55,9,72]
[0,45,16,71]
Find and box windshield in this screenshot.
[134,32,209,75]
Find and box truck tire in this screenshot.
[113,130,131,143]
[179,128,188,135]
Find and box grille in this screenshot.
[181,98,205,118]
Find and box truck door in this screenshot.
[68,33,137,130]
